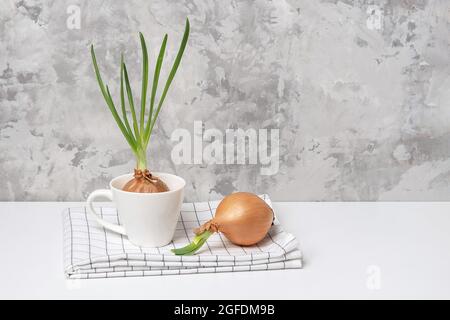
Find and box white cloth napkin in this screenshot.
[63,194,302,279]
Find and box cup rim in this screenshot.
[110,172,186,195]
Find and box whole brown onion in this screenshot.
[172,192,274,255]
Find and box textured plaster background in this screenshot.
[1,0,449,201]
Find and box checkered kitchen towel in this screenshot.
[62,195,302,279]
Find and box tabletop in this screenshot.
[0,201,449,299]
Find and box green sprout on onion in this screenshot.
[90,19,190,193]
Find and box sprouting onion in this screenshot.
[172,192,274,255]
[90,18,190,192]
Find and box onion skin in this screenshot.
[122,169,169,193]
[172,192,274,255]
[196,192,274,246]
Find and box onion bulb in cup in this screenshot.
[172,192,274,255]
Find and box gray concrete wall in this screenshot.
[1,0,449,201]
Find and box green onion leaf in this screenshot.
[90,45,137,151]
[146,18,190,142]
[105,85,137,151]
[90,18,190,167]
[120,54,134,140]
[171,230,212,256]
[122,62,141,148]
[145,34,168,143]
[139,32,149,137]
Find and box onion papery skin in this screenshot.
[122,169,169,193]
[172,192,274,255]
[214,192,273,245]
[197,192,274,246]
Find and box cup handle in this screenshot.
[86,189,126,235]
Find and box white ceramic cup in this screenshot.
[86,172,185,247]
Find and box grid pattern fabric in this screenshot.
[63,194,302,279]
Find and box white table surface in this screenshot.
[0,201,449,299]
